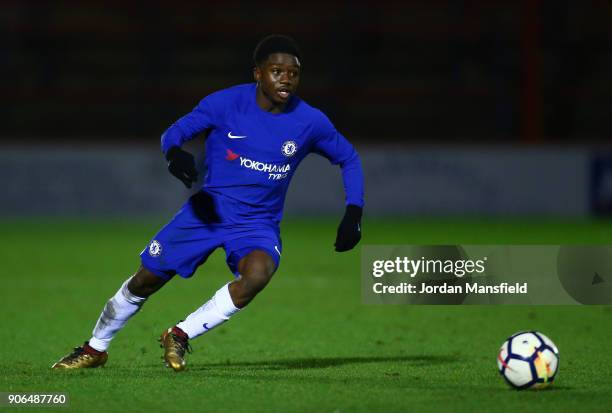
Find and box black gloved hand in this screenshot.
[166,146,198,188]
[189,190,221,223]
[335,204,362,252]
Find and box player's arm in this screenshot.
[161,98,216,188]
[311,114,365,252]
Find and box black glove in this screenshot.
[189,190,221,223]
[166,146,198,188]
[335,204,362,252]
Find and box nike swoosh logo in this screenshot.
[274,246,282,256]
[228,131,247,139]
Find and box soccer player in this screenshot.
[52,35,364,371]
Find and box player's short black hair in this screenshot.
[253,34,301,66]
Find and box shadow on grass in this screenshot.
[190,354,459,371]
[515,385,573,392]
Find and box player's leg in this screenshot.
[51,266,169,369]
[88,266,169,351]
[177,249,276,335]
[162,249,277,372]
[52,199,213,370]
[229,250,277,308]
[176,250,277,339]
[127,265,170,297]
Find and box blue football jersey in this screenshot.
[161,83,364,224]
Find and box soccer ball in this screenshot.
[497,331,559,389]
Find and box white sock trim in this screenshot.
[176,283,240,340]
[122,278,147,305]
[215,283,240,317]
[88,337,110,352]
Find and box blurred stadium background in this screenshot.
[2,0,612,217]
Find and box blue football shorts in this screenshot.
[140,199,282,280]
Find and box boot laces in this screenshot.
[65,346,89,364]
[170,332,192,355]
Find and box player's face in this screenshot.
[254,53,301,107]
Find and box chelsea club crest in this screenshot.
[148,240,162,257]
[281,140,297,157]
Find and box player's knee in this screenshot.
[240,260,274,295]
[128,266,168,298]
[242,270,271,295]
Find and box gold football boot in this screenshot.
[51,342,108,369]
[159,327,191,372]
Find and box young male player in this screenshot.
[52,35,364,371]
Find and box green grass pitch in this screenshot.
[1,217,611,412]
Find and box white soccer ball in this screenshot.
[497,331,559,389]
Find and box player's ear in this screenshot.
[253,66,261,83]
